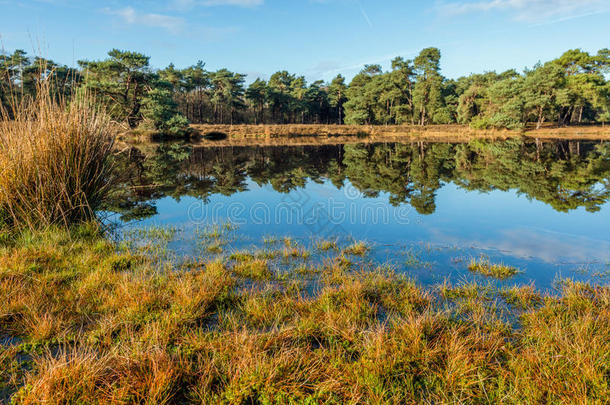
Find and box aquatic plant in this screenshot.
[468,256,521,279]
[315,239,339,252]
[343,241,370,256]
[232,259,273,280]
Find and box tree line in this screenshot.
[1,47,609,133]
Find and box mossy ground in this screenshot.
[0,226,608,404]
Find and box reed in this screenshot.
[0,77,116,230]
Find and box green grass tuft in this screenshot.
[343,241,370,256]
[468,256,521,279]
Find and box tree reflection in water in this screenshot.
[103,139,610,222]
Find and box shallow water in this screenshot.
[104,139,610,290]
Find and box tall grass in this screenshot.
[0,78,116,229]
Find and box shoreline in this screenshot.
[122,124,610,147]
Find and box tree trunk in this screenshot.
[536,107,544,130]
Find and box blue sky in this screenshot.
[1,0,609,82]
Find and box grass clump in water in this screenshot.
[282,246,311,260]
[404,248,434,269]
[468,256,521,279]
[501,284,543,309]
[229,250,255,262]
[315,239,338,252]
[343,241,370,256]
[232,259,273,280]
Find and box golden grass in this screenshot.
[157,124,610,148]
[0,79,116,230]
[468,257,521,279]
[1,228,608,404]
[343,241,370,256]
[191,124,515,139]
[232,258,273,280]
[315,239,339,252]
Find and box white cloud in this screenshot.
[438,0,610,23]
[171,0,263,9]
[202,0,263,5]
[105,7,185,34]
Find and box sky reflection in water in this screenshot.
[106,139,610,290]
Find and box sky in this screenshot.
[1,0,609,82]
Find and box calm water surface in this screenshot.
[105,139,610,290]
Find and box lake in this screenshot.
[105,138,610,291]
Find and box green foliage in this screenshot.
[246,78,267,124]
[327,74,348,124]
[413,48,446,125]
[78,49,152,129]
[0,50,79,116]
[141,87,190,137]
[3,47,609,129]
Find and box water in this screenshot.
[104,138,610,290]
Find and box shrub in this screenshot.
[0,78,116,230]
[141,88,190,138]
[469,116,493,130]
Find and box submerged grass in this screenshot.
[0,227,608,404]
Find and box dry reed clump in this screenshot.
[0,80,116,230]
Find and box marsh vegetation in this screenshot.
[0,226,608,403]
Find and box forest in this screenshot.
[1,47,609,134]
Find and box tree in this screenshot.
[388,57,416,124]
[291,76,308,123]
[522,63,565,129]
[344,65,382,125]
[180,62,210,123]
[79,49,153,128]
[413,48,445,125]
[328,75,347,124]
[305,80,330,124]
[3,45,608,129]
[481,75,526,129]
[552,50,609,125]
[246,78,267,124]
[141,83,189,136]
[267,71,296,123]
[209,69,245,124]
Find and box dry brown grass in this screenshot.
[1,228,608,404]
[525,124,610,139]
[0,79,116,229]
[174,124,610,148]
